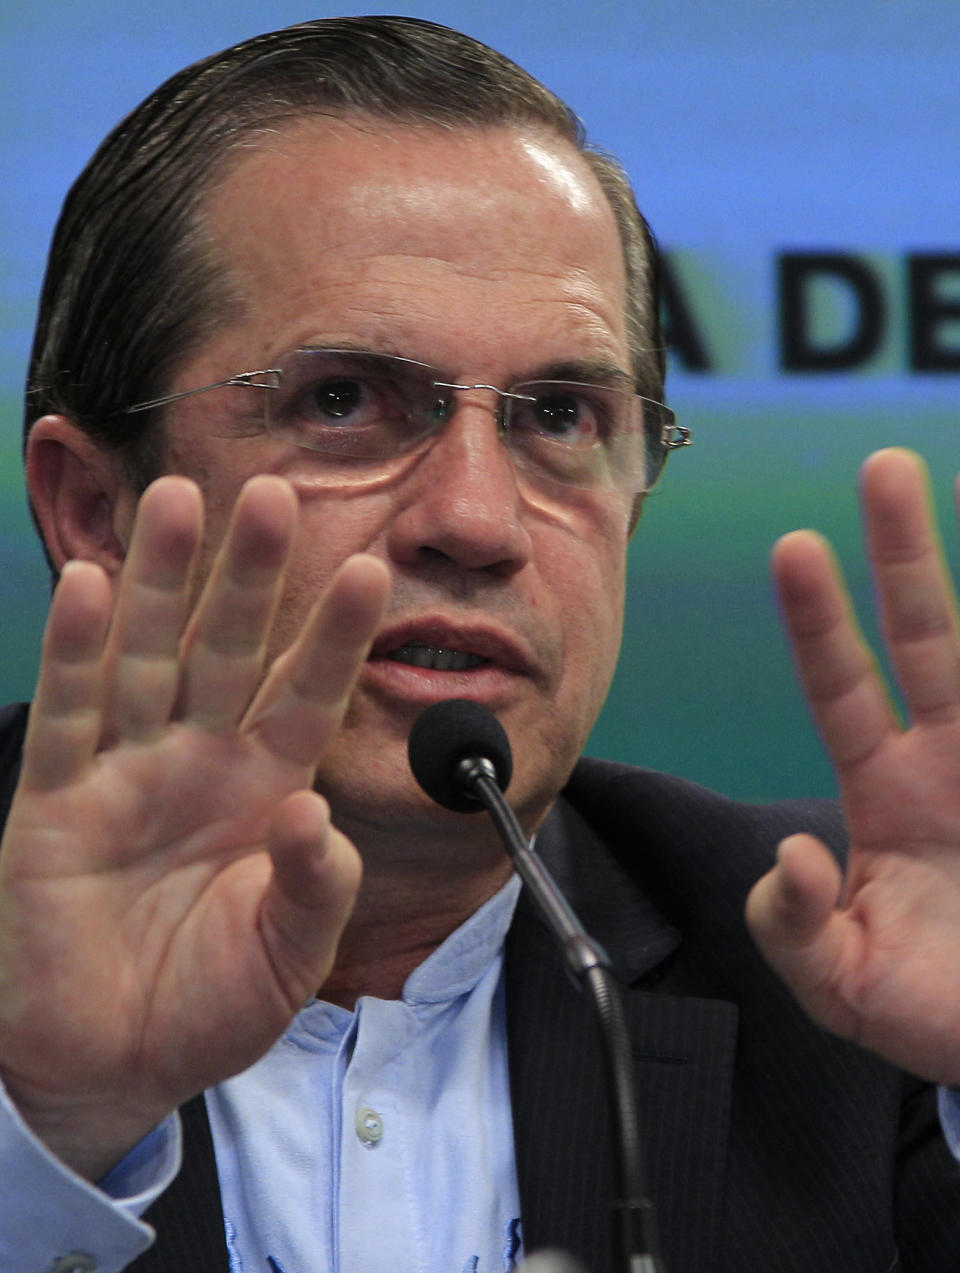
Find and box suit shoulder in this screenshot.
[560,756,846,921]
[564,755,844,853]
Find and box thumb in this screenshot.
[260,789,362,1009]
[745,833,860,1037]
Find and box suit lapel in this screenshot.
[508,796,738,1273]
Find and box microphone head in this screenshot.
[408,699,514,813]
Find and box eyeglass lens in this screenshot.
[263,349,671,493]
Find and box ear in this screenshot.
[26,415,140,577]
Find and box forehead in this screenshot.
[196,116,629,373]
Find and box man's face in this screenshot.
[158,117,635,839]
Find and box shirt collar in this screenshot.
[400,871,522,1005]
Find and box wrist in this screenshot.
[0,1069,174,1182]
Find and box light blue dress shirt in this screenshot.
[206,873,523,1273]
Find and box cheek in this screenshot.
[536,516,627,722]
[546,503,627,656]
[566,547,625,706]
[263,492,393,660]
[501,531,625,827]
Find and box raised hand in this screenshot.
[0,475,389,1179]
[747,448,960,1083]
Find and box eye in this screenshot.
[301,375,378,425]
[267,351,447,460]
[273,364,409,454]
[533,393,590,438]
[265,349,461,461]
[514,385,608,447]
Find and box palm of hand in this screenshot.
[0,475,388,1175]
[748,449,960,1083]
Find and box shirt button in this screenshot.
[355,1105,384,1145]
[52,1256,98,1273]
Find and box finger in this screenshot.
[20,561,113,790]
[773,529,898,769]
[745,833,862,1038]
[244,554,391,766]
[102,477,203,741]
[178,477,298,731]
[861,449,960,722]
[259,790,362,1008]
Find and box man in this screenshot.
[2,15,960,1273]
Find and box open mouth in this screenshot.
[388,643,490,672]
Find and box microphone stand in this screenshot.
[456,757,667,1273]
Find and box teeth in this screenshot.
[389,643,488,671]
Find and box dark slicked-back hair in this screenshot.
[25,15,664,488]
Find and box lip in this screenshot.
[370,617,536,673]
[363,616,539,707]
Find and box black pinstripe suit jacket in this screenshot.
[1,704,958,1272]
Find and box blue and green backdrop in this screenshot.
[2,2,957,799]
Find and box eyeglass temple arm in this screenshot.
[122,370,281,415]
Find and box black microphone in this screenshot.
[408,698,512,812]
[407,700,666,1273]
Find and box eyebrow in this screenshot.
[528,359,635,390]
[294,344,635,392]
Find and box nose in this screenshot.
[386,395,534,576]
